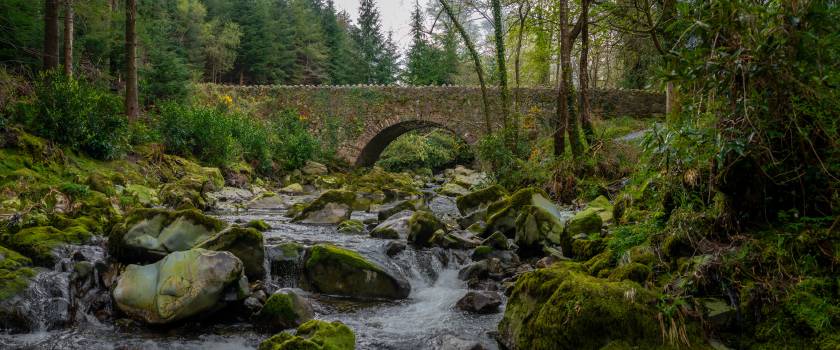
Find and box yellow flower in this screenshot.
[221,95,233,106]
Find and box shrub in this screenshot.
[271,110,319,170]
[156,103,240,167]
[20,72,127,160]
[377,130,473,172]
[477,128,552,189]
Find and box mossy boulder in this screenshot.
[280,183,305,195]
[608,262,652,283]
[586,195,614,223]
[482,231,510,250]
[159,176,214,210]
[255,288,314,331]
[565,208,603,237]
[304,244,410,300]
[486,187,557,237]
[513,205,565,254]
[109,208,227,263]
[113,249,248,324]
[9,225,92,266]
[301,161,328,176]
[471,245,494,261]
[377,199,423,221]
[407,211,446,246]
[498,263,708,350]
[257,320,355,350]
[195,227,266,280]
[439,182,470,197]
[429,230,479,249]
[570,235,606,260]
[456,185,508,217]
[248,219,272,232]
[124,184,159,206]
[370,210,412,239]
[0,245,36,301]
[293,190,356,224]
[337,219,365,235]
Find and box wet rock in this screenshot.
[248,193,288,210]
[207,187,254,210]
[303,244,410,300]
[258,320,355,350]
[440,182,470,197]
[337,219,366,235]
[482,231,510,250]
[255,288,314,331]
[456,290,502,314]
[436,334,488,350]
[293,190,356,224]
[428,195,461,227]
[455,185,508,217]
[247,219,272,232]
[486,187,565,239]
[370,210,413,239]
[113,249,248,325]
[377,199,423,221]
[458,258,502,281]
[0,245,36,326]
[431,230,480,249]
[384,241,406,257]
[195,226,266,280]
[109,208,227,263]
[408,211,446,246]
[301,161,328,176]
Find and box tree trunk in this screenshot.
[44,0,60,71]
[556,0,582,158]
[63,0,74,77]
[491,0,510,131]
[125,0,139,120]
[578,0,595,145]
[439,0,492,134]
[514,2,530,110]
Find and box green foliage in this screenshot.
[271,110,320,170]
[377,130,472,172]
[156,103,240,167]
[20,72,127,160]
[476,128,552,189]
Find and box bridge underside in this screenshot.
[354,121,459,167]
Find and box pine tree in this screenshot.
[233,0,295,84]
[352,0,398,84]
[284,0,328,84]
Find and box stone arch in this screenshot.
[353,120,471,167]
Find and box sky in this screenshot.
[334,0,414,52]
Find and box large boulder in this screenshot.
[293,190,356,224]
[440,183,470,197]
[377,199,423,221]
[565,208,603,237]
[456,290,502,314]
[113,249,248,324]
[485,188,562,238]
[497,263,708,350]
[513,205,565,255]
[258,320,355,350]
[586,195,614,223]
[408,211,446,246]
[9,224,93,266]
[195,227,266,280]
[370,210,413,239]
[255,288,314,331]
[304,244,410,300]
[455,185,508,217]
[109,208,227,263]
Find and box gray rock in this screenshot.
[370,210,413,239]
[456,290,502,314]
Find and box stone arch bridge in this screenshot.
[200,84,664,166]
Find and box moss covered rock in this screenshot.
[257,320,355,350]
[195,227,266,280]
[113,248,247,324]
[248,219,272,232]
[0,245,36,301]
[255,288,314,331]
[513,205,565,254]
[587,195,614,223]
[565,208,603,237]
[608,262,652,283]
[294,190,356,224]
[370,210,412,239]
[337,219,365,235]
[455,185,508,217]
[498,263,708,350]
[377,199,422,221]
[10,225,92,266]
[570,235,606,260]
[109,208,227,263]
[407,211,446,246]
[486,187,557,237]
[304,244,410,300]
[124,184,159,207]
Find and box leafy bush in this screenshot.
[20,72,127,160]
[156,103,240,167]
[271,110,319,170]
[476,128,552,189]
[377,130,473,172]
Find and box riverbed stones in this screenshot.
[195,227,265,280]
[301,161,328,176]
[109,208,227,263]
[255,288,314,331]
[456,290,502,314]
[337,219,365,235]
[304,244,410,300]
[384,241,406,257]
[408,211,446,246]
[456,185,508,219]
[440,183,470,197]
[257,319,355,350]
[377,199,423,221]
[370,210,413,239]
[293,190,355,224]
[113,249,247,325]
[279,183,305,195]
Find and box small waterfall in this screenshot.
[1,241,109,333]
[264,243,305,293]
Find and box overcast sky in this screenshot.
[334,0,414,52]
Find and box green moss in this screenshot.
[305,244,381,274]
[86,173,115,195]
[659,209,714,259]
[304,244,408,299]
[257,320,355,350]
[566,208,603,236]
[0,245,36,301]
[196,227,265,280]
[485,187,551,237]
[609,263,652,283]
[583,249,614,276]
[571,237,606,261]
[498,262,708,350]
[471,245,493,260]
[11,226,92,266]
[257,291,313,331]
[407,211,445,246]
[294,190,356,221]
[337,220,365,235]
[248,219,272,232]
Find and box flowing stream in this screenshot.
[1,189,504,349]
